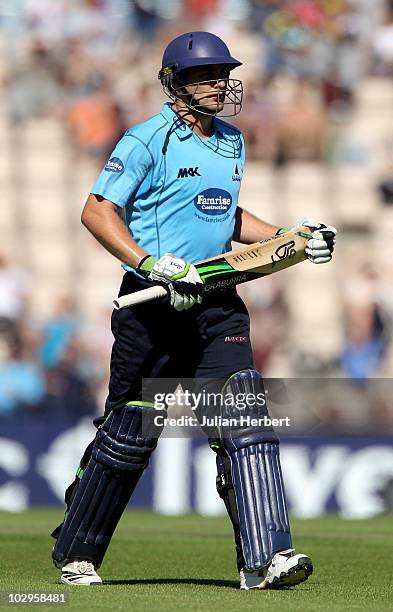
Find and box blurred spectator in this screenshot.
[80,308,113,376]
[340,267,390,381]
[0,336,45,417]
[64,73,125,163]
[133,0,164,42]
[24,0,121,50]
[276,77,327,162]
[373,0,393,74]
[78,309,114,407]
[248,0,281,34]
[126,80,162,127]
[236,76,328,162]
[0,254,29,331]
[235,78,279,160]
[7,37,62,123]
[39,295,78,370]
[320,4,363,116]
[184,0,220,19]
[40,341,98,418]
[378,141,393,205]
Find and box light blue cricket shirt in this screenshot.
[91,103,245,271]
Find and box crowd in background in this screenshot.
[1,0,393,434]
[0,254,100,418]
[3,0,391,161]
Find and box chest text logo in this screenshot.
[177,167,201,178]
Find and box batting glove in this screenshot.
[296,218,337,264]
[137,253,204,311]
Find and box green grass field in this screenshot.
[1,509,392,612]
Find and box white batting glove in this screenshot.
[296,218,337,264]
[137,253,204,311]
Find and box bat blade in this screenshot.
[196,227,311,292]
[113,227,311,309]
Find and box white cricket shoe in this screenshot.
[240,548,313,590]
[60,561,102,586]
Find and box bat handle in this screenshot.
[113,285,168,309]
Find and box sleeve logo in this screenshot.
[105,157,124,173]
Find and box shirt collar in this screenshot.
[160,102,223,141]
[161,103,192,141]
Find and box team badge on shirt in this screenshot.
[105,157,124,173]
[232,163,242,181]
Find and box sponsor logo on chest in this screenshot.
[194,188,232,216]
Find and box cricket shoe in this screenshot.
[60,561,102,586]
[240,548,313,590]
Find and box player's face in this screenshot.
[178,65,230,114]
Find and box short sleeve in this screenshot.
[90,134,153,208]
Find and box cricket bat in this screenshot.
[113,226,312,309]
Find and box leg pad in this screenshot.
[52,403,162,569]
[230,442,291,570]
[219,370,292,570]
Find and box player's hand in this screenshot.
[296,218,337,264]
[137,253,204,311]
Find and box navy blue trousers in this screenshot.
[96,272,254,426]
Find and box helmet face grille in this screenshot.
[161,76,243,118]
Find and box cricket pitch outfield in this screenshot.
[1,510,391,612]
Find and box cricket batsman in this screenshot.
[51,31,336,588]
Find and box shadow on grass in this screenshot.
[103,578,239,589]
[102,578,312,591]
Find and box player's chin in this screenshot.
[195,100,225,115]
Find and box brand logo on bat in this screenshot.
[270,240,296,267]
[194,189,232,216]
[105,157,124,173]
[204,273,247,291]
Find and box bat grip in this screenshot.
[113,285,168,309]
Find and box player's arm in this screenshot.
[81,194,147,268]
[233,207,279,243]
[82,194,204,311]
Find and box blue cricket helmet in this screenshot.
[159,31,242,78]
[159,31,243,119]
